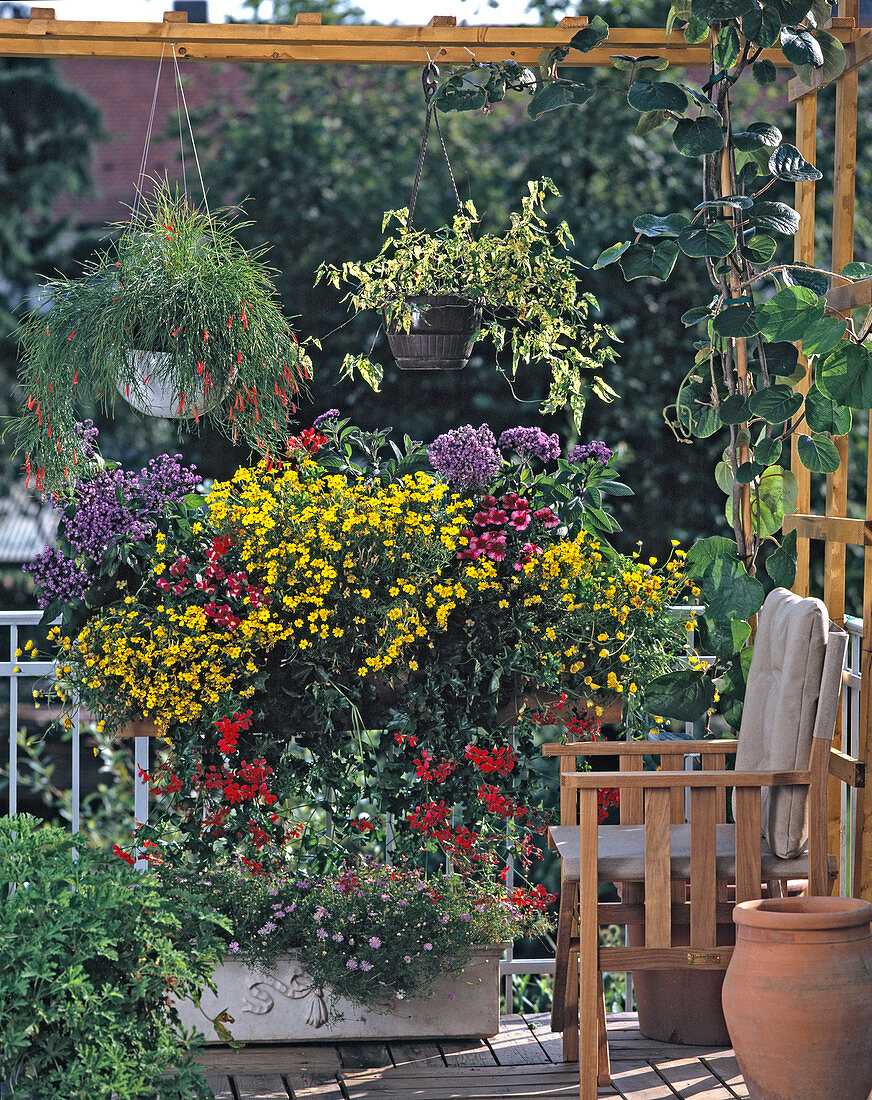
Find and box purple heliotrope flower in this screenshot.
[498,427,560,463]
[313,408,340,430]
[427,424,502,489]
[568,440,614,466]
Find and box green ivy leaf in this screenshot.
[743,234,777,264]
[627,80,688,112]
[769,143,823,183]
[780,27,824,68]
[818,342,872,409]
[673,116,723,157]
[678,221,736,258]
[568,15,610,53]
[747,384,803,423]
[681,304,715,326]
[736,460,767,483]
[718,393,750,424]
[749,464,799,538]
[619,239,679,281]
[742,5,781,47]
[796,432,841,473]
[783,263,829,297]
[643,669,716,722]
[685,534,738,578]
[757,285,824,341]
[750,341,799,376]
[684,15,712,42]
[764,536,798,588]
[692,0,755,18]
[594,240,631,268]
[732,122,782,151]
[793,29,847,86]
[695,195,753,211]
[527,80,596,119]
[636,110,669,136]
[701,553,766,621]
[712,302,761,338]
[753,59,779,85]
[804,384,852,435]
[714,25,741,68]
[841,261,872,280]
[750,200,801,236]
[755,436,782,465]
[633,212,690,237]
[801,315,847,358]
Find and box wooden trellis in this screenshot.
[2,3,871,896]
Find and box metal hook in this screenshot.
[422,60,440,105]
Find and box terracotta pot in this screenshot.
[629,919,733,1045]
[722,896,872,1100]
[385,295,482,371]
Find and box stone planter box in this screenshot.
[175,944,506,1043]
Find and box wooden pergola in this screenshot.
[2,3,871,897]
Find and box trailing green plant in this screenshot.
[432,5,865,725]
[316,178,619,426]
[0,815,228,1100]
[11,182,313,490]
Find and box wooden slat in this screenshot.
[621,752,643,826]
[484,1016,549,1065]
[734,787,762,904]
[339,1043,394,1069]
[203,1076,234,1100]
[562,770,811,788]
[234,1075,290,1099]
[830,745,866,787]
[390,1041,445,1068]
[290,1079,345,1100]
[690,787,717,949]
[543,740,738,757]
[438,1039,496,1067]
[711,755,727,823]
[607,1062,682,1098]
[825,276,872,313]
[702,1052,750,1098]
[644,788,672,949]
[199,1047,342,1076]
[782,513,870,546]
[599,946,733,970]
[789,28,872,99]
[655,1056,735,1099]
[594,902,736,928]
[578,787,601,1100]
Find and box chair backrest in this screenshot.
[735,587,845,858]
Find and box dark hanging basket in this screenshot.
[385,294,482,371]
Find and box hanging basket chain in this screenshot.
[406,62,463,229]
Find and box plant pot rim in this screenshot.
[733,896,872,931]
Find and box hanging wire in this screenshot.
[174,54,188,197]
[172,47,218,248]
[131,42,167,222]
[407,60,463,229]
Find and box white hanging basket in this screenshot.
[117,349,222,420]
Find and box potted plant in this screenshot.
[316,178,618,425]
[160,856,544,1042]
[12,182,313,490]
[0,815,227,1100]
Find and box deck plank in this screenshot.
[438,1038,498,1067]
[199,1045,342,1076]
[287,1077,346,1100]
[340,1064,586,1097]
[609,1062,681,1099]
[337,1041,393,1069]
[389,1040,445,1068]
[234,1073,291,1098]
[702,1053,750,1098]
[203,1074,234,1099]
[654,1056,736,1099]
[486,1014,550,1065]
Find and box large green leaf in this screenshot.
[673,116,723,157]
[818,342,872,409]
[568,16,609,53]
[677,375,721,437]
[701,553,766,621]
[764,528,798,589]
[750,200,801,236]
[793,30,846,86]
[780,27,824,68]
[681,303,715,326]
[800,315,847,358]
[783,263,829,297]
[743,234,777,264]
[753,59,778,85]
[677,221,736,258]
[633,213,690,237]
[619,239,679,281]
[643,669,716,722]
[636,110,669,137]
[769,143,823,183]
[692,0,755,17]
[757,285,824,341]
[796,432,841,473]
[694,195,752,211]
[714,25,741,69]
[750,341,799,376]
[742,5,781,47]
[718,393,750,424]
[842,261,872,280]
[770,0,814,24]
[594,241,631,268]
[627,80,688,113]
[732,122,782,150]
[751,465,799,538]
[747,384,803,424]
[527,81,596,119]
[755,436,782,465]
[804,384,852,435]
[684,15,712,42]
[684,534,738,579]
[698,614,749,661]
[712,302,761,337]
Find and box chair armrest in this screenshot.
[829,746,866,788]
[561,768,811,788]
[543,740,737,758]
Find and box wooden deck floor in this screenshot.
[197,1012,748,1099]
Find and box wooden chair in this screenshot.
[543,588,849,1100]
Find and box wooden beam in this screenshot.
[789,30,872,100]
[29,7,55,17]
[427,16,456,26]
[0,18,858,66]
[825,277,872,313]
[782,513,871,546]
[163,10,188,21]
[830,746,866,788]
[294,13,323,24]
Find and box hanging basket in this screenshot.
[117,350,223,419]
[385,295,482,371]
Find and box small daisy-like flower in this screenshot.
[369,935,381,948]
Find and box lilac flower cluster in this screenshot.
[427,424,502,489]
[26,546,95,609]
[568,440,613,466]
[313,408,340,430]
[76,419,99,459]
[498,426,560,463]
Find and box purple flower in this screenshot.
[313,409,340,429]
[316,928,328,939]
[423,943,433,951]
[498,427,560,463]
[368,936,381,948]
[346,959,359,970]
[427,424,502,489]
[229,941,240,953]
[403,955,412,963]
[360,960,373,971]
[568,440,614,466]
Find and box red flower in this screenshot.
[112,844,135,867]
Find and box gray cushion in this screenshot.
[549,824,815,883]
[735,587,828,858]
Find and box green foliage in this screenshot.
[317,179,619,426]
[0,815,226,1100]
[12,183,313,490]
